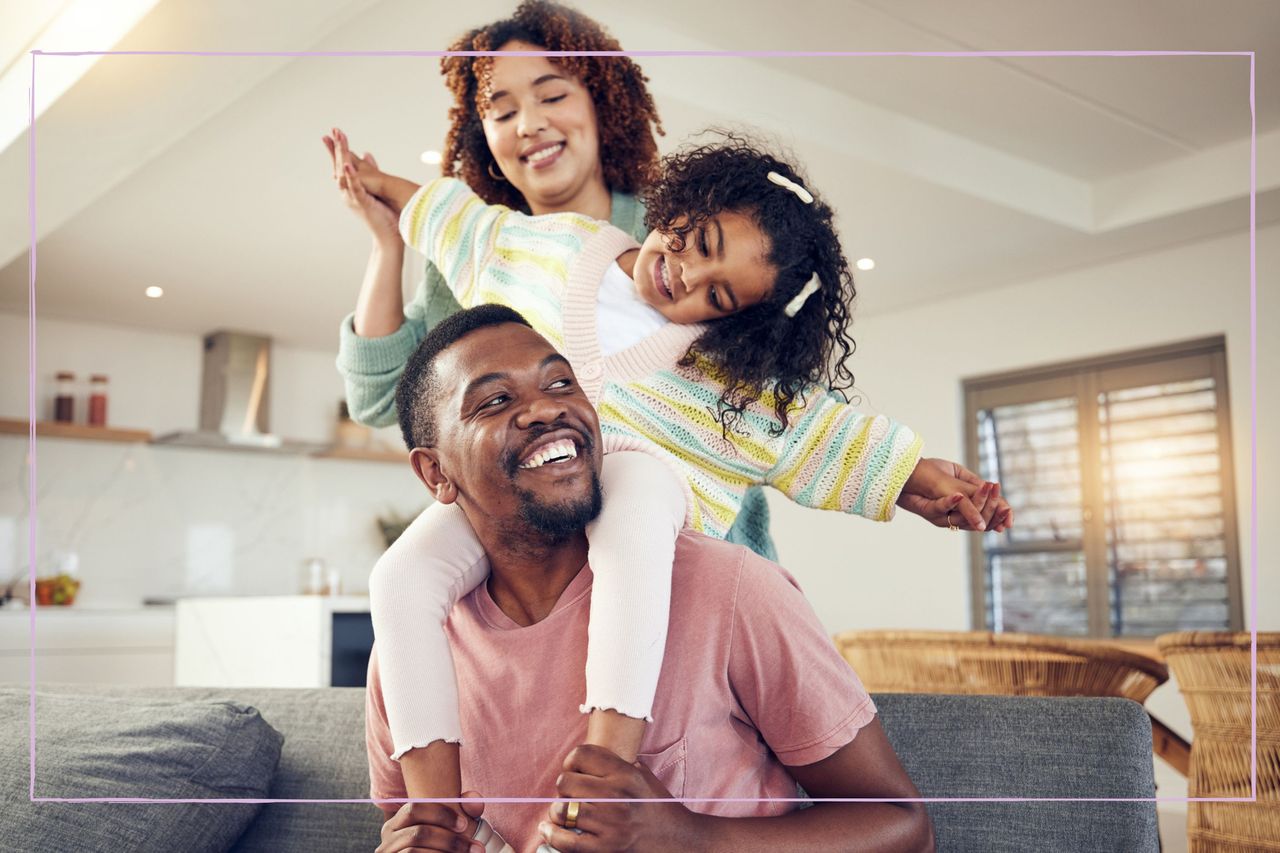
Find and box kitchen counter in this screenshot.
[175,595,372,689]
[0,605,176,686]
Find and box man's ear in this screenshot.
[409,447,459,505]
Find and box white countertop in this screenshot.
[0,604,174,615]
[176,594,370,613]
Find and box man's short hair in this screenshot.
[395,304,533,449]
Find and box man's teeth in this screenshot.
[518,439,578,469]
[526,144,563,164]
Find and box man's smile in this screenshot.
[505,426,592,478]
[518,437,578,469]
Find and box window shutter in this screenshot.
[965,338,1241,637]
[977,397,1089,635]
[1099,376,1235,634]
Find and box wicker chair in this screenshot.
[1156,632,1280,852]
[832,629,1169,703]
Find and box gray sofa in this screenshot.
[3,684,1159,852]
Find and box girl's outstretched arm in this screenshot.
[397,177,514,310]
[761,388,925,523]
[760,390,1011,531]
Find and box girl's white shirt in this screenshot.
[595,261,670,357]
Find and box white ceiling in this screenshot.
[0,0,1275,349]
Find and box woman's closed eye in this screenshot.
[493,93,566,122]
[709,286,727,313]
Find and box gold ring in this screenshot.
[564,800,580,830]
[946,510,959,532]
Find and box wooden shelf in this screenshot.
[1,418,407,464]
[311,446,408,464]
[0,418,152,444]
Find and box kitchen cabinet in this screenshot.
[175,595,372,688]
[0,607,175,686]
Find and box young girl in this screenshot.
[334,131,1009,849]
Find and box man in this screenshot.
[367,304,935,852]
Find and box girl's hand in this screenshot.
[897,458,1014,533]
[322,128,399,245]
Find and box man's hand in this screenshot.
[896,457,1013,533]
[539,745,704,853]
[376,796,486,853]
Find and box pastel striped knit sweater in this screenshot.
[397,177,924,535]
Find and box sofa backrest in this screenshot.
[27,685,1158,852]
[875,693,1158,851]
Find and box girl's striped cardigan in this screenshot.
[397,177,924,537]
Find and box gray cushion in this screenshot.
[30,684,386,853]
[1,688,282,853]
[875,694,1159,852]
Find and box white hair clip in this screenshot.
[784,274,821,317]
[767,170,814,204]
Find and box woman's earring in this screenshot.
[487,162,506,182]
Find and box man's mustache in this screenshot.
[499,422,594,478]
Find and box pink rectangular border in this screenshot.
[24,48,1259,806]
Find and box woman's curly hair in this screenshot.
[440,1,663,211]
[643,132,857,437]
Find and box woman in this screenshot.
[330,1,773,844]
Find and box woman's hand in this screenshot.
[322,127,399,246]
[896,457,1013,533]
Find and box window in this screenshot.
[964,337,1243,638]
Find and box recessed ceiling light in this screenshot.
[420,150,443,165]
[856,258,876,271]
[145,286,163,298]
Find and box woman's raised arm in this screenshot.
[323,129,405,338]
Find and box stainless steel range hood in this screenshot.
[154,330,328,454]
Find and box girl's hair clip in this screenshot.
[784,274,821,317]
[767,171,814,204]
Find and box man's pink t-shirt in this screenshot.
[366,531,875,851]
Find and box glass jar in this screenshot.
[54,371,75,423]
[300,557,328,595]
[88,374,109,426]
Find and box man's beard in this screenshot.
[499,424,603,544]
[513,471,603,544]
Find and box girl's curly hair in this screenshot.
[440,1,663,211]
[642,132,857,437]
